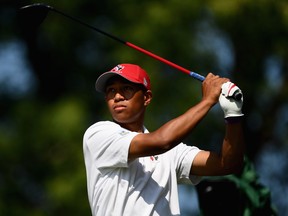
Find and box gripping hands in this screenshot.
[219,82,244,119]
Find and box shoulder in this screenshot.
[83,121,117,139]
[89,120,119,128]
[85,120,118,133]
[83,120,139,142]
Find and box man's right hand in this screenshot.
[202,73,229,105]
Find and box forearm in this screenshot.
[129,99,215,160]
[220,121,245,174]
[152,99,215,149]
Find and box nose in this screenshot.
[114,91,124,101]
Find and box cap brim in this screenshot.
[95,72,120,93]
[95,70,148,93]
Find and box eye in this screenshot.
[123,85,134,92]
[105,87,116,98]
[105,87,114,93]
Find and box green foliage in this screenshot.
[1,0,288,214]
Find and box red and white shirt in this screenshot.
[83,121,201,216]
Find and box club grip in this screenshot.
[189,71,242,101]
[189,71,205,82]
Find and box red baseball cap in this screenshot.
[95,64,151,92]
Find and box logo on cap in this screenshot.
[111,65,125,73]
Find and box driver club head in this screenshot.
[18,3,53,31]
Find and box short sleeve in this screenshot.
[83,121,138,169]
[173,143,202,185]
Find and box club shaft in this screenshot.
[126,42,205,81]
[23,3,241,100]
[50,7,205,82]
[51,8,126,45]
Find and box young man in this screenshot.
[83,63,244,216]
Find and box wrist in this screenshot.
[225,116,243,124]
[201,98,216,107]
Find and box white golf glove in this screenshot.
[219,81,244,118]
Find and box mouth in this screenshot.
[113,104,126,111]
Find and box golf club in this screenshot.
[19,3,242,100]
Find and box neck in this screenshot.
[114,120,144,133]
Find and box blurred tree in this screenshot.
[210,0,288,159]
[0,0,287,215]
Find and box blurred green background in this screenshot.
[1,0,288,215]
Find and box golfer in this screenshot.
[83,63,245,216]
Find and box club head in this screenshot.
[18,3,53,30]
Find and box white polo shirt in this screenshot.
[83,121,201,216]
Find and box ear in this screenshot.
[144,90,152,106]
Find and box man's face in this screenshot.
[105,76,151,125]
